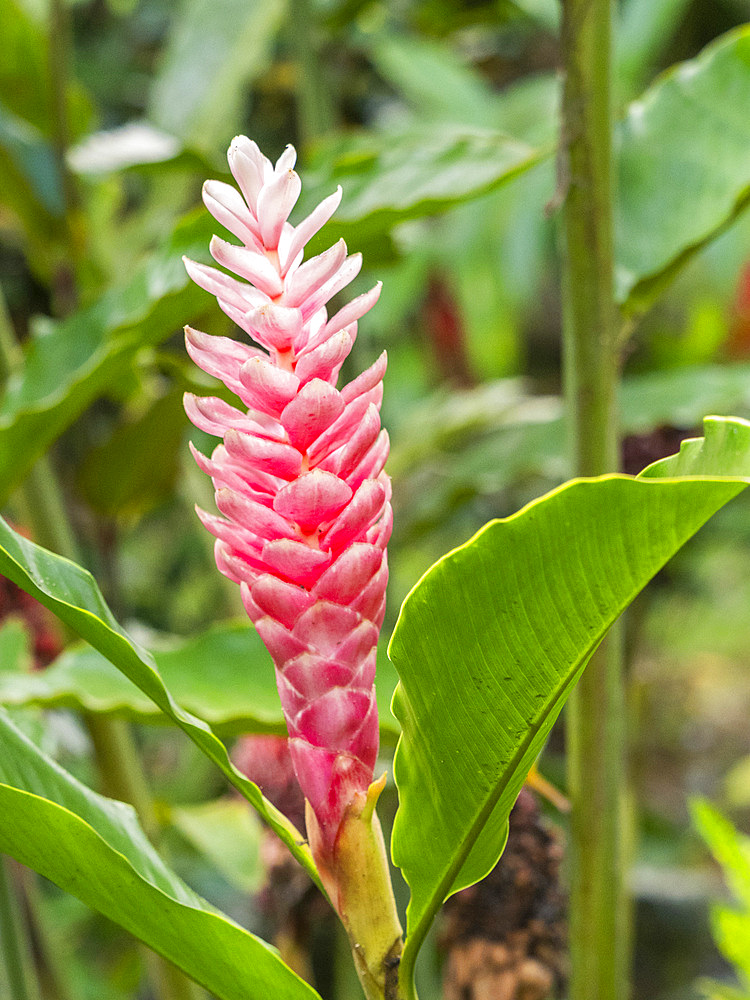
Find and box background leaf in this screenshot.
[0,211,216,505]
[148,0,287,156]
[170,798,263,894]
[305,126,547,245]
[389,416,750,979]
[616,26,750,309]
[0,709,320,1000]
[692,800,750,993]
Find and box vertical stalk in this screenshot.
[0,858,42,1000]
[288,0,335,146]
[560,1,628,999]
[48,0,81,317]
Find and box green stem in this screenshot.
[288,0,336,146]
[47,0,80,316]
[0,858,42,1000]
[85,716,160,841]
[560,1,629,999]
[18,867,75,1000]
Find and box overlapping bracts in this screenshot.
[184,137,390,848]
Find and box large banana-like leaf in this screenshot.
[0,709,319,1000]
[389,416,750,987]
[0,516,320,886]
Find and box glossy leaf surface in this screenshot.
[0,709,319,1000]
[0,517,320,885]
[390,417,750,978]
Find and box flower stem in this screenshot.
[308,779,404,1000]
[560,1,629,998]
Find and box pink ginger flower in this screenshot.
[183,137,390,854]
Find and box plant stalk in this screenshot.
[288,0,336,146]
[0,857,42,1000]
[560,0,629,998]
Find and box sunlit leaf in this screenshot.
[390,416,750,984]
[0,709,320,1000]
[693,799,750,993]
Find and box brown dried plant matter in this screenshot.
[440,789,567,1000]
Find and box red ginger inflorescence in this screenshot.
[184,137,390,854]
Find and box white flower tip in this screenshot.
[276,144,298,172]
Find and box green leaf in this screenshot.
[616,26,750,309]
[0,618,32,673]
[305,125,547,244]
[692,799,750,914]
[389,416,750,980]
[0,516,321,887]
[0,101,64,216]
[615,0,694,98]
[368,34,558,147]
[368,34,504,128]
[324,27,750,316]
[0,210,217,506]
[170,798,263,894]
[0,621,280,734]
[0,709,320,1000]
[0,620,401,742]
[148,0,286,155]
[76,388,188,520]
[710,908,750,986]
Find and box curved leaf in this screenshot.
[305,126,547,244]
[0,709,319,1000]
[0,621,401,741]
[389,416,750,980]
[0,516,320,888]
[616,26,750,309]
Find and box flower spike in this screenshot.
[184,136,390,856]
